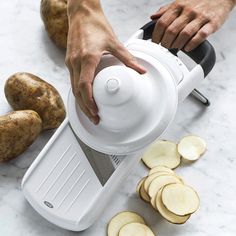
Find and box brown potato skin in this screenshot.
[0,110,42,162]
[4,72,66,130]
[41,0,68,49]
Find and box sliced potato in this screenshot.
[156,189,190,224]
[161,183,200,216]
[136,178,145,195]
[108,211,146,236]
[119,223,155,236]
[142,140,181,169]
[144,172,173,193]
[149,166,174,175]
[140,180,150,203]
[148,175,182,209]
[178,135,206,161]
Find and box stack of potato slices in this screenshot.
[107,136,206,234]
[136,165,200,224]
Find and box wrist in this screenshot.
[67,0,101,18]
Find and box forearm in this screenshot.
[67,0,102,18]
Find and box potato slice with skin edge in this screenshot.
[119,223,155,236]
[156,189,190,224]
[161,183,200,216]
[148,175,182,209]
[108,211,146,236]
[140,181,150,202]
[149,166,174,175]
[144,172,173,192]
[142,140,181,169]
[178,135,206,161]
[136,178,145,195]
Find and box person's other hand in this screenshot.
[151,0,235,51]
[66,1,146,124]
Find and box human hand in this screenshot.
[151,0,235,51]
[66,0,146,124]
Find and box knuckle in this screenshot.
[128,54,136,63]
[67,52,79,64]
[87,98,95,107]
[173,2,184,10]
[79,49,88,58]
[166,26,178,36]
[199,29,208,38]
[199,13,210,22]
[78,81,89,91]
[184,7,197,18]
[181,29,192,38]
[81,52,99,63]
[158,19,168,29]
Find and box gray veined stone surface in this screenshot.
[0,1,236,235]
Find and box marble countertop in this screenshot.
[0,0,236,235]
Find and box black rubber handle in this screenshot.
[141,21,216,77]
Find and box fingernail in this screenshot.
[92,119,97,125]
[185,46,191,52]
[89,117,97,125]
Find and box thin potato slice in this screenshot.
[144,172,171,192]
[178,135,206,161]
[149,166,174,175]
[161,183,200,216]
[148,175,182,209]
[119,223,155,236]
[142,140,181,169]
[140,181,150,202]
[156,189,190,224]
[108,211,146,236]
[136,178,145,195]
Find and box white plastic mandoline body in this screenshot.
[22,118,139,231]
[21,29,204,231]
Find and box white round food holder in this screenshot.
[68,50,178,155]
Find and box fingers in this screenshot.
[74,56,100,124]
[161,14,191,48]
[66,51,100,125]
[150,1,220,51]
[152,6,182,44]
[111,43,146,74]
[76,94,99,124]
[184,23,215,51]
[79,57,99,111]
[171,19,207,49]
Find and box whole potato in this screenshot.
[4,72,66,130]
[0,110,42,162]
[41,0,68,49]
